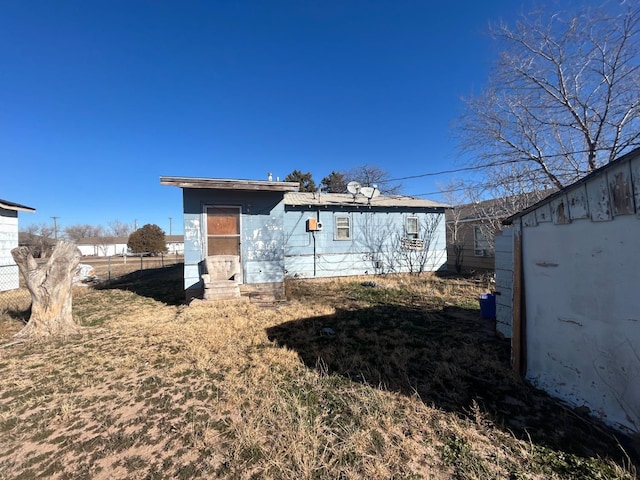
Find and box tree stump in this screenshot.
[11,241,82,340]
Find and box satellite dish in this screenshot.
[360,186,380,204]
[346,181,361,195]
[359,186,374,198]
[360,186,373,198]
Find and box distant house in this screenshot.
[161,176,449,300]
[446,192,551,273]
[166,235,185,255]
[76,237,129,257]
[495,146,640,434]
[284,192,448,277]
[75,235,184,257]
[0,198,35,292]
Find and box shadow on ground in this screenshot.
[267,304,639,468]
[96,263,185,306]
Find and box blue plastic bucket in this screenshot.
[479,293,496,319]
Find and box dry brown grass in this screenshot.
[0,266,636,479]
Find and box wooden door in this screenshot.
[206,207,240,257]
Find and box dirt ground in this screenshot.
[0,266,637,479]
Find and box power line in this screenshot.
[380,161,519,182]
[375,147,609,184]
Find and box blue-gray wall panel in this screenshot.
[284,207,447,277]
[181,188,286,291]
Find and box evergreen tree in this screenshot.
[320,171,347,193]
[284,170,316,192]
[127,224,167,255]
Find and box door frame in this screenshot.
[202,204,243,284]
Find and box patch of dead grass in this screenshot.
[0,271,636,479]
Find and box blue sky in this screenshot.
[1,0,539,235]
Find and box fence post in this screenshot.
[108,256,111,281]
[140,254,143,270]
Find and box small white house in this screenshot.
[166,235,185,255]
[0,198,35,292]
[75,235,184,257]
[495,146,640,435]
[76,237,129,257]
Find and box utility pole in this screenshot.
[51,216,59,240]
[169,217,172,236]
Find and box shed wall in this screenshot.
[494,228,514,339]
[522,216,640,433]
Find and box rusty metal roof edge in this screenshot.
[502,146,640,225]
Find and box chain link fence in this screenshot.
[0,253,184,315]
[87,252,184,281]
[0,264,31,313]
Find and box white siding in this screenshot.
[494,228,514,339]
[77,243,128,257]
[0,209,19,291]
[522,216,640,434]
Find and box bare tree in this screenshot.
[21,223,55,258]
[108,220,132,237]
[458,3,640,191]
[465,185,550,252]
[64,224,105,243]
[343,165,402,194]
[359,213,397,274]
[359,212,443,275]
[439,181,470,274]
[393,214,443,275]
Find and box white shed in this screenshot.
[0,198,35,292]
[495,147,640,435]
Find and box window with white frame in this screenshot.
[474,225,492,256]
[334,215,351,240]
[401,215,425,249]
[405,216,419,239]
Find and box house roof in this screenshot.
[447,191,554,223]
[160,176,299,192]
[0,198,35,213]
[503,145,640,225]
[284,192,449,209]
